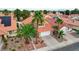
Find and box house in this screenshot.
[21,14,66,37]
[50,16,79,33]
[61,17,79,29]
[22,16,52,37]
[0,16,17,36]
[0,15,17,50]
[18,12,79,37]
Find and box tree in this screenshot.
[14,9,22,21]
[71,8,79,14]
[2,9,10,15]
[52,11,56,14]
[58,30,65,39]
[55,17,63,29]
[21,10,30,20]
[52,17,64,39]
[52,25,58,37]
[65,10,70,15]
[59,11,65,15]
[31,10,35,12]
[43,10,48,14]
[32,11,44,43]
[52,25,58,30]
[17,24,36,44]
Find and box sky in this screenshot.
[0,0,79,10]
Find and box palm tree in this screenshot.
[55,17,63,29]
[17,24,36,44]
[32,11,44,43]
[58,30,65,39]
[52,25,58,37]
[52,25,58,30]
[52,17,64,38]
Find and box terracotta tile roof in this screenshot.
[5,16,17,31]
[0,28,6,36]
[44,15,52,20]
[22,15,79,33]
[22,16,32,24]
[22,16,52,33]
[0,24,7,35]
[0,16,17,35]
[49,18,56,25]
[61,17,79,27]
[70,14,79,16]
[38,22,52,32]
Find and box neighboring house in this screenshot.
[38,20,52,37]
[61,17,79,29]
[21,15,67,37]
[0,15,17,50]
[62,17,79,26]
[42,14,79,35]
[0,16,17,37]
[22,16,52,37]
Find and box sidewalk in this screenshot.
[34,33,79,51]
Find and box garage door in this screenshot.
[40,31,50,37]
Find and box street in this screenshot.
[53,42,79,51]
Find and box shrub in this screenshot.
[11,48,16,51]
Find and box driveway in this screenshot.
[35,33,79,51]
[41,35,58,47]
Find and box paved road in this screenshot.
[53,42,79,51]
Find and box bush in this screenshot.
[2,38,7,43]
[11,48,16,51]
[18,46,21,49]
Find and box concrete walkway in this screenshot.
[34,33,79,51]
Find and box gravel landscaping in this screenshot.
[3,37,46,51]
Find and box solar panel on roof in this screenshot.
[0,16,11,26]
